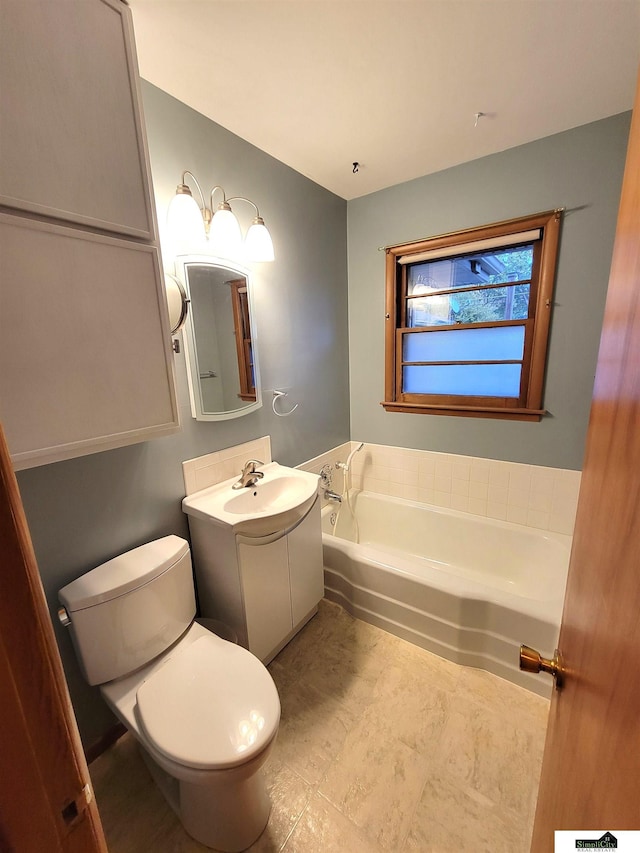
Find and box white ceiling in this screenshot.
[129,0,640,201]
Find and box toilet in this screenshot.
[58,535,280,852]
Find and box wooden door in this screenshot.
[0,425,107,853]
[530,69,640,849]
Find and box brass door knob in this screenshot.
[519,644,564,690]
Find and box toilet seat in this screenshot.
[135,633,280,771]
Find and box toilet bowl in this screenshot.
[59,536,281,852]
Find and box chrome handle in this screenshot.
[58,606,71,627]
[519,644,564,690]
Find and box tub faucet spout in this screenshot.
[324,489,342,503]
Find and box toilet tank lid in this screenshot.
[59,535,190,612]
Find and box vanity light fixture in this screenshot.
[167,170,275,262]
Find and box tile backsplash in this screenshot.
[182,436,272,496]
[183,437,581,536]
[301,441,581,536]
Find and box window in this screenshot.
[383,210,562,421]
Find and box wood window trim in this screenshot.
[382,209,562,421]
[229,278,257,402]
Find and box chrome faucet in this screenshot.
[232,459,265,490]
[323,489,342,503]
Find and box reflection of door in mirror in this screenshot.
[229,279,256,402]
[176,257,262,421]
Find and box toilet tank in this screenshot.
[59,535,196,686]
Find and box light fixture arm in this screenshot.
[179,170,206,208]
[228,196,275,261]
[227,196,266,225]
[179,170,212,227]
[210,185,232,213]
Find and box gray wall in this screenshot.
[16,82,349,747]
[15,93,630,748]
[347,112,631,470]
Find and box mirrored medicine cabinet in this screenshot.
[174,256,261,421]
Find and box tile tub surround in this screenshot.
[300,441,581,536]
[91,600,548,853]
[182,439,579,535]
[182,436,272,495]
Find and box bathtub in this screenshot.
[322,491,571,696]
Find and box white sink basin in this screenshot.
[182,462,320,536]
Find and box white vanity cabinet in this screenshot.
[236,536,293,663]
[0,0,179,469]
[188,498,325,663]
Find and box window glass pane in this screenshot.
[403,325,525,363]
[407,244,534,294]
[403,364,522,397]
[407,283,530,327]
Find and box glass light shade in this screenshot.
[244,220,275,262]
[208,207,242,259]
[166,191,206,245]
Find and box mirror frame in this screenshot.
[175,255,262,421]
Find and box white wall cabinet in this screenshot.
[188,499,325,663]
[0,0,155,239]
[0,0,179,469]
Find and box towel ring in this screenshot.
[272,389,299,417]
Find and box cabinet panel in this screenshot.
[238,537,292,662]
[0,0,155,238]
[0,213,179,468]
[287,500,325,626]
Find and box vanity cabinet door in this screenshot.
[237,537,292,662]
[0,0,155,239]
[0,214,179,469]
[287,500,324,627]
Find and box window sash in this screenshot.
[404,282,533,328]
[396,320,532,406]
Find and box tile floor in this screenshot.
[91,600,549,852]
